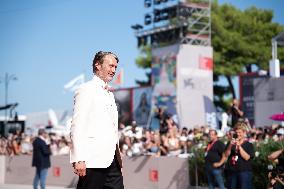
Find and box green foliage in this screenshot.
[212,2,284,74]
[252,139,284,189]
[188,139,284,188]
[213,74,232,111]
[135,45,152,69]
[188,145,207,186]
[135,45,152,86]
[211,1,284,110]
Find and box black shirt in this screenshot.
[276,151,284,172]
[205,140,225,168]
[231,105,242,127]
[226,140,254,172]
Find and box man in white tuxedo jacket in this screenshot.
[70,51,123,189]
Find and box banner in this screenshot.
[150,45,179,130]
[254,77,284,127]
[112,69,124,86]
[177,45,216,129]
[64,74,85,92]
[239,73,267,125]
[132,87,152,127]
[113,89,132,125]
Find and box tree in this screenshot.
[211,1,284,110]
[135,45,152,86]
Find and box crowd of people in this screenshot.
[1,114,284,159]
[118,119,284,159]
[1,107,284,188]
[0,129,70,156]
[116,105,284,189]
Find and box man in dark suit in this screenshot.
[32,128,51,189]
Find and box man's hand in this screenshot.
[73,161,86,177]
[213,162,222,168]
[121,168,124,177]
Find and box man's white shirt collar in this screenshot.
[39,135,49,144]
[93,75,108,88]
[92,75,113,91]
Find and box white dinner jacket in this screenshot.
[70,75,119,168]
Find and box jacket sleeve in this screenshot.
[70,85,92,163]
[41,142,51,156]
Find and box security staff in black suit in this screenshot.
[32,129,51,189]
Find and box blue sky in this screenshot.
[0,0,283,115]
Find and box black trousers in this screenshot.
[77,156,124,189]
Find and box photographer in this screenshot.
[230,99,244,128]
[224,122,254,189]
[268,148,284,189]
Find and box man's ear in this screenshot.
[95,62,100,71]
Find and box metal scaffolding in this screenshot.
[132,0,211,47]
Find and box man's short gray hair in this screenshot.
[92,51,119,73]
[38,128,46,136]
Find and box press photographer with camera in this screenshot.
[223,122,254,189]
[268,148,284,189]
[230,99,244,128]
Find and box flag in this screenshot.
[64,74,85,92]
[199,56,213,70]
[113,69,124,85]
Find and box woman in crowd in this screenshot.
[146,132,161,156]
[166,129,181,156]
[121,136,133,157]
[224,122,254,189]
[0,136,8,155]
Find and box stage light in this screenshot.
[153,9,161,22]
[131,24,143,30]
[138,35,150,47]
[167,6,177,19]
[154,0,171,5]
[153,0,161,5]
[144,14,152,25]
[132,0,211,47]
[144,0,151,8]
[152,6,178,23]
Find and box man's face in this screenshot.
[43,132,48,139]
[95,55,118,83]
[209,130,217,141]
[233,99,239,106]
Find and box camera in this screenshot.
[270,166,284,179]
[232,133,238,139]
